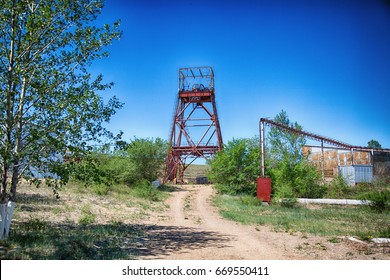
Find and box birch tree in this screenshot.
[0,0,122,239]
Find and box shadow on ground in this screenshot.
[132,224,231,258]
[1,221,231,260]
[17,192,60,205]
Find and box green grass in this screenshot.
[0,181,172,260]
[78,204,96,225]
[0,218,143,259]
[213,194,390,239]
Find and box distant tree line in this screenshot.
[72,137,168,189]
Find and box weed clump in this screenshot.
[131,180,165,202]
[78,204,96,225]
[239,195,263,206]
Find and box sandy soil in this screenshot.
[140,184,389,260]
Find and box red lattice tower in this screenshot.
[163,67,223,183]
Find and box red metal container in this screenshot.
[257,177,272,202]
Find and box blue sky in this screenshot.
[93,0,390,148]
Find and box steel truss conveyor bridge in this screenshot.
[259,118,390,177]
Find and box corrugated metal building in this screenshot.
[338,165,373,185]
[303,146,390,183]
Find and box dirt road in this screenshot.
[140,185,388,260]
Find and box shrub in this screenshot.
[361,190,390,213]
[208,137,260,195]
[132,180,163,202]
[78,213,96,225]
[379,227,390,238]
[271,158,324,198]
[22,218,49,231]
[71,137,167,188]
[126,137,167,182]
[371,175,390,190]
[273,182,298,208]
[90,184,110,196]
[326,175,350,198]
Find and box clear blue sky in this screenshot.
[93,0,390,148]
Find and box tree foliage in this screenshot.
[267,110,306,164]
[73,138,168,188]
[208,137,261,195]
[267,111,324,198]
[0,0,122,202]
[367,139,381,149]
[125,137,168,183]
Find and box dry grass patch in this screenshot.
[0,182,170,259]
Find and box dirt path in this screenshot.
[140,185,388,260]
[148,185,291,259]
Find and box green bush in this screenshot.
[326,175,351,198]
[71,153,115,187]
[362,190,390,213]
[131,180,163,202]
[125,137,167,182]
[379,227,390,238]
[208,137,260,195]
[271,159,325,198]
[371,175,390,190]
[21,218,49,231]
[71,137,167,190]
[273,182,298,208]
[90,184,110,196]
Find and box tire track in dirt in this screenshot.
[193,185,289,259]
[143,185,299,260]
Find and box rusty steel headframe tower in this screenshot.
[163,67,223,183]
